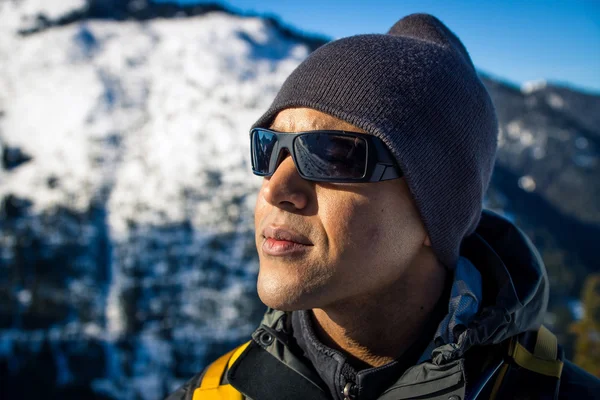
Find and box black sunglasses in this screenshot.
[250,128,403,183]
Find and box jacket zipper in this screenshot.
[343,382,356,400]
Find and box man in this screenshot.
[168,13,600,400]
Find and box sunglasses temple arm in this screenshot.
[376,164,402,181]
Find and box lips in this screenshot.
[262,226,313,245]
[261,225,313,256]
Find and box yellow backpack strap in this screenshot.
[511,325,564,378]
[490,325,563,400]
[534,325,559,362]
[193,341,251,400]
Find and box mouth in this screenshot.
[261,225,313,256]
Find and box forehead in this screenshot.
[270,107,367,134]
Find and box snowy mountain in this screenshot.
[485,76,600,223]
[0,1,598,399]
[482,75,600,306]
[1,1,312,398]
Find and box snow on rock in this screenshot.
[1,13,307,220]
[521,79,547,94]
[0,0,87,33]
[547,93,565,109]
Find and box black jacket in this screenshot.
[167,211,600,399]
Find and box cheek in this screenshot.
[320,189,424,267]
[347,207,387,256]
[254,183,268,228]
[320,193,381,255]
[364,224,382,244]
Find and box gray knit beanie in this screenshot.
[252,13,498,269]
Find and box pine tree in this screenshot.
[571,274,600,377]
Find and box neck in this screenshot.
[311,255,448,369]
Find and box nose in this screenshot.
[261,152,311,211]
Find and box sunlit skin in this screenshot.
[254,107,447,368]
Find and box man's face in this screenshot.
[254,108,432,311]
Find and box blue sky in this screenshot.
[174,0,600,93]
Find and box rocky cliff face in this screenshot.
[0,1,598,399]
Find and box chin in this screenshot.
[256,269,330,311]
[257,277,306,311]
[257,293,302,312]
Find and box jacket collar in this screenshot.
[229,309,470,400]
[290,300,449,400]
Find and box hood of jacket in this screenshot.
[439,208,549,360]
[229,209,550,399]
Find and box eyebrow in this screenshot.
[270,119,360,133]
[270,118,305,132]
[269,120,290,131]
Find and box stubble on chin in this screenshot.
[256,256,336,311]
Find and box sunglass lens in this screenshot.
[294,134,367,179]
[252,130,278,174]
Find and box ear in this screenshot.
[424,235,432,247]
